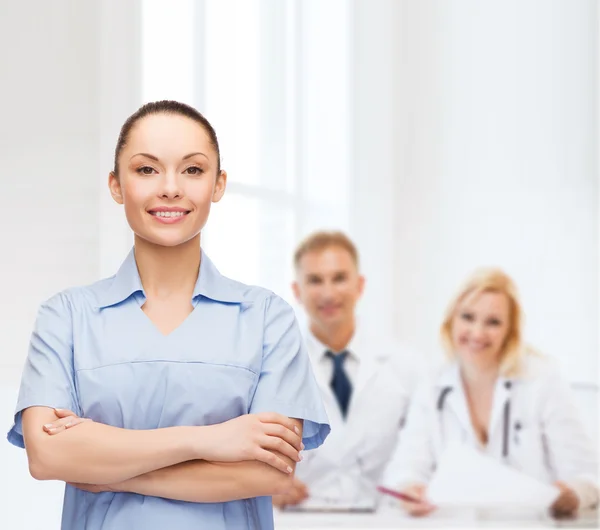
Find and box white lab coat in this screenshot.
[295,328,420,507]
[382,353,599,509]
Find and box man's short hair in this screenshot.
[293,231,360,269]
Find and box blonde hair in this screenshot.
[293,231,359,269]
[440,268,534,377]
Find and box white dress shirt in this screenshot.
[311,332,360,387]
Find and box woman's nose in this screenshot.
[159,173,182,199]
[470,322,487,340]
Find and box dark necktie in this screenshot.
[326,350,352,419]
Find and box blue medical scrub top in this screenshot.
[7,249,330,530]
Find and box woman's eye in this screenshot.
[137,166,156,175]
[185,166,203,175]
[460,312,474,322]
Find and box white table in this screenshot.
[274,506,599,529]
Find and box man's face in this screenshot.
[293,246,365,331]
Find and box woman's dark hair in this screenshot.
[113,100,221,175]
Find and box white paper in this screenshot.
[427,443,560,509]
[285,496,376,513]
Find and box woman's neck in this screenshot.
[133,234,201,300]
[459,361,499,393]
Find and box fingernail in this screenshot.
[287,466,293,474]
[298,454,303,461]
[43,424,53,429]
[294,426,300,435]
[301,443,305,450]
[54,408,64,412]
[65,422,72,428]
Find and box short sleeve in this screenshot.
[249,295,330,451]
[6,292,79,449]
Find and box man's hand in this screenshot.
[550,481,579,519]
[272,478,309,509]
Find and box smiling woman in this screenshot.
[383,268,598,519]
[6,100,330,530]
[108,102,225,251]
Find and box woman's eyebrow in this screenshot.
[182,152,208,161]
[130,152,159,161]
[129,152,208,161]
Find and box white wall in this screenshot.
[0,1,101,387]
[352,0,598,384]
[350,0,400,339]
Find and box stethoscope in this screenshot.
[437,380,522,459]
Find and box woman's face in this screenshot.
[109,113,226,248]
[451,290,511,371]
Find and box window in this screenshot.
[141,0,351,302]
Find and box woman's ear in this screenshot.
[108,171,124,204]
[212,170,227,203]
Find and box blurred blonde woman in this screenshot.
[382,268,598,518]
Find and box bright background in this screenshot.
[0,1,597,528]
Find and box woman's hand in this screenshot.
[550,481,579,518]
[200,413,304,474]
[42,408,91,434]
[398,483,436,517]
[44,410,304,475]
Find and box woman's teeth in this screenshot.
[152,211,186,218]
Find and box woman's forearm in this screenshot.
[116,457,295,502]
[23,407,199,484]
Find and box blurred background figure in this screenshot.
[272,231,419,511]
[382,269,599,518]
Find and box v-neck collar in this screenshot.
[437,363,513,447]
[96,247,247,309]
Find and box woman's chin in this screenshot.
[458,350,497,368]
[134,231,200,248]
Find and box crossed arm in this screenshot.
[22,406,303,503]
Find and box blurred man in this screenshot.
[273,231,419,510]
